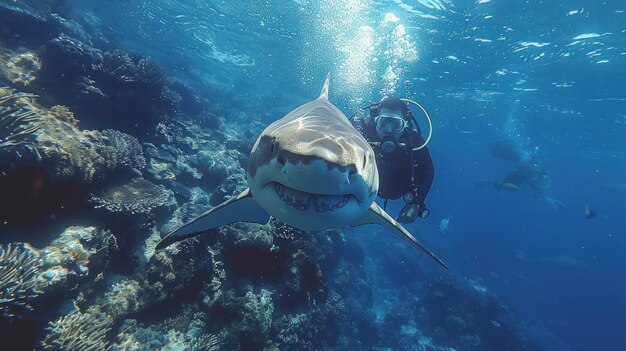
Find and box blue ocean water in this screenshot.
[0,0,624,350]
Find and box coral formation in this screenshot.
[0,88,117,183]
[39,226,118,293]
[0,89,41,150]
[109,316,222,351]
[0,49,42,87]
[0,88,131,228]
[37,38,181,135]
[42,308,113,351]
[0,243,41,319]
[88,178,176,215]
[101,129,146,171]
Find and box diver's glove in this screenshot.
[397,202,430,223]
[399,186,430,223]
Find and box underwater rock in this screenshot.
[84,50,176,133]
[0,1,62,47]
[38,226,118,294]
[40,35,103,85]
[174,153,204,180]
[98,278,144,320]
[206,159,230,184]
[208,287,276,349]
[88,178,176,215]
[160,187,210,234]
[168,180,193,201]
[146,157,180,181]
[0,242,42,319]
[168,80,205,118]
[210,173,247,206]
[283,248,323,300]
[94,239,210,323]
[270,219,306,241]
[144,143,177,163]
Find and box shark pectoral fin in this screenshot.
[155,188,270,250]
[351,202,449,270]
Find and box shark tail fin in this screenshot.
[318,72,330,100]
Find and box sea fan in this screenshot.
[42,309,113,351]
[0,242,42,319]
[0,90,41,149]
[88,178,175,215]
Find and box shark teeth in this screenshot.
[273,182,350,212]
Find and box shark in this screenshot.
[156,75,448,269]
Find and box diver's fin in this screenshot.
[318,73,330,100]
[350,202,449,270]
[155,188,270,250]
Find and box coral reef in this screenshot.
[109,315,222,351]
[37,39,180,135]
[0,3,548,350]
[0,87,117,183]
[0,243,41,319]
[0,88,131,228]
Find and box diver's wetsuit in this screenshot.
[502,163,547,191]
[353,111,434,204]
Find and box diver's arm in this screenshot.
[412,132,434,204]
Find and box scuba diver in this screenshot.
[351,97,434,224]
[474,158,566,210]
[498,162,550,193]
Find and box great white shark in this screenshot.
[156,75,448,269]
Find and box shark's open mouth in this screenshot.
[273,182,352,212]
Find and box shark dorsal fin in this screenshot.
[318,73,331,100]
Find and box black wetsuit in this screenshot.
[353,112,434,204]
[502,163,547,192]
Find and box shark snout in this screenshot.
[281,159,351,193]
[271,157,372,206]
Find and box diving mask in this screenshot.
[375,113,408,135]
[375,113,407,153]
